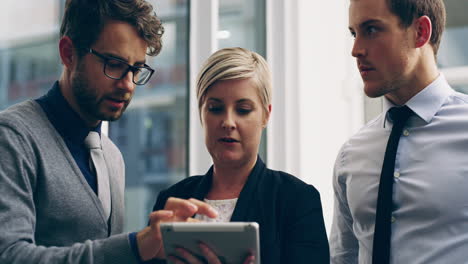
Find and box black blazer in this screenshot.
[151,157,330,263]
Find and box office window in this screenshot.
[438,0,468,93]
[0,0,61,108]
[218,0,266,55]
[218,0,267,160]
[108,0,189,231]
[1,39,61,108]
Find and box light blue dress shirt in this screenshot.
[330,74,468,264]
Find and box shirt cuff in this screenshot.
[129,232,168,264]
[129,232,144,263]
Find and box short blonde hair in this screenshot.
[196,47,272,117]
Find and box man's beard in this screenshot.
[71,70,131,122]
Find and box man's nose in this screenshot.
[116,70,135,93]
[351,37,367,58]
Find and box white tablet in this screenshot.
[160,222,260,264]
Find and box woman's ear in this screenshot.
[262,104,272,128]
[59,36,76,69]
[414,15,432,48]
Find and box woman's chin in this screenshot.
[213,153,245,166]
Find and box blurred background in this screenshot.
[1,0,467,234]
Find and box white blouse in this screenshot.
[195,198,238,222]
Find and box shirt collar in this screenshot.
[382,73,454,127]
[36,81,101,144]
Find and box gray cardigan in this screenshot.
[0,100,138,264]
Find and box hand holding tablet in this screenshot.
[160,222,260,264]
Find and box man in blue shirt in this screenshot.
[331,0,468,263]
[0,0,217,263]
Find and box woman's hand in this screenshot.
[168,242,255,264]
[136,197,218,261]
[164,197,218,222]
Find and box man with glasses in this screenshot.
[0,0,217,263]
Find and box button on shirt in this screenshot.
[330,74,468,264]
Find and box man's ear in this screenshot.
[414,16,432,48]
[59,36,76,69]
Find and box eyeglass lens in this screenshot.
[104,59,152,85]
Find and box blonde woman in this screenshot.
[148,48,329,263]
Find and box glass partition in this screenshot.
[108,0,190,231]
[218,0,266,54]
[0,37,61,108]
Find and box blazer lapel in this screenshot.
[192,157,267,221]
[230,157,266,221]
[193,167,213,200]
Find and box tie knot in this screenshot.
[84,131,101,149]
[388,106,413,125]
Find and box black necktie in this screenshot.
[372,106,413,264]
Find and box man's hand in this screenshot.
[136,197,218,261]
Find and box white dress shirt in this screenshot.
[331,74,468,264]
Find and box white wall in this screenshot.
[297,0,365,233]
[266,0,365,233]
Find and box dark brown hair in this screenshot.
[386,0,446,55]
[60,0,164,56]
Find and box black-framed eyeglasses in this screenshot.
[84,48,155,85]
